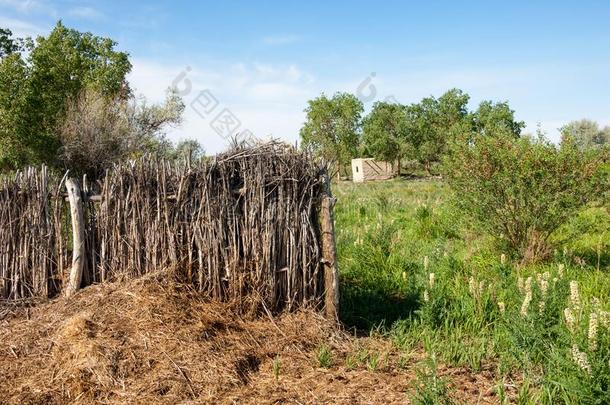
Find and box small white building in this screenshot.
[351,158,396,182]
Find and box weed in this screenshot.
[410,353,452,405]
[316,344,333,368]
[356,347,369,365]
[345,354,357,370]
[272,354,281,381]
[366,351,381,372]
[397,353,410,370]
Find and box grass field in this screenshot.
[334,178,610,404]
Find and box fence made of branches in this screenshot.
[0,167,67,300]
[0,142,338,316]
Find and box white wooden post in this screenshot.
[65,178,85,297]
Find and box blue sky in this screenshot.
[1,0,609,152]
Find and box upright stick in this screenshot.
[320,172,339,322]
[65,178,85,297]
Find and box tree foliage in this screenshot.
[362,101,408,166]
[0,22,132,169]
[403,88,471,170]
[471,100,525,137]
[58,88,130,176]
[300,92,363,169]
[172,139,204,162]
[299,88,527,176]
[123,90,185,158]
[560,119,610,150]
[0,28,21,57]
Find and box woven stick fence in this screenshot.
[0,167,68,300]
[0,142,338,316]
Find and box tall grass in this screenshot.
[335,178,610,403]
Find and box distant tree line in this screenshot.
[0,23,202,178]
[300,90,609,176]
[299,89,524,175]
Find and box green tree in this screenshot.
[471,100,525,137]
[362,101,408,173]
[404,88,470,172]
[560,119,610,150]
[0,21,132,169]
[300,92,363,175]
[0,28,20,57]
[172,139,204,162]
[0,52,29,167]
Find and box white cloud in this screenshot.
[0,0,39,12]
[68,6,103,20]
[127,59,320,154]
[127,58,222,102]
[262,34,300,45]
[0,16,47,37]
[128,59,317,105]
[0,0,56,16]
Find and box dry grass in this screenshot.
[0,269,506,404]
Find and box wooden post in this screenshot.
[65,178,85,297]
[320,173,339,322]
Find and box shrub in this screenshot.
[58,88,131,176]
[443,133,607,262]
[58,87,184,177]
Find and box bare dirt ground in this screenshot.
[0,271,509,404]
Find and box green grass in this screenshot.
[334,178,610,404]
[316,344,333,368]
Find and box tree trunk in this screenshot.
[65,178,85,297]
[320,173,339,322]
